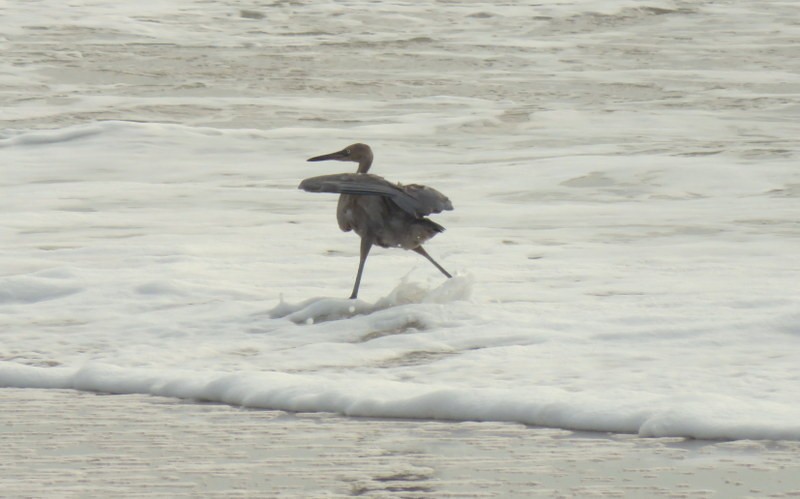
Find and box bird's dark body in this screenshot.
[336,193,444,249]
[299,144,452,299]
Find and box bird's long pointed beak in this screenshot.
[307,148,348,162]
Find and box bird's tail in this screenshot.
[405,218,446,249]
[421,218,445,233]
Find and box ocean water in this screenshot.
[1,0,799,441]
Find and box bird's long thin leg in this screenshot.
[413,246,452,278]
[350,237,373,299]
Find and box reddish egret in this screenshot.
[299,143,452,299]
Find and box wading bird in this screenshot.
[299,143,453,299]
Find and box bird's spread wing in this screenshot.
[399,183,454,216]
[298,173,453,218]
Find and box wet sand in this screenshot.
[2,389,800,498]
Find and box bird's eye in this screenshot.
[343,149,351,156]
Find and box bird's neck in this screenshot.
[357,160,372,174]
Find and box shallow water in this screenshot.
[1,0,799,440]
[4,389,800,498]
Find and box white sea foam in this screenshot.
[3,361,800,441]
[2,0,799,441]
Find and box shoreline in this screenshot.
[3,388,800,497]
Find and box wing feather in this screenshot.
[299,173,453,218]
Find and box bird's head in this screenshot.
[307,143,374,173]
